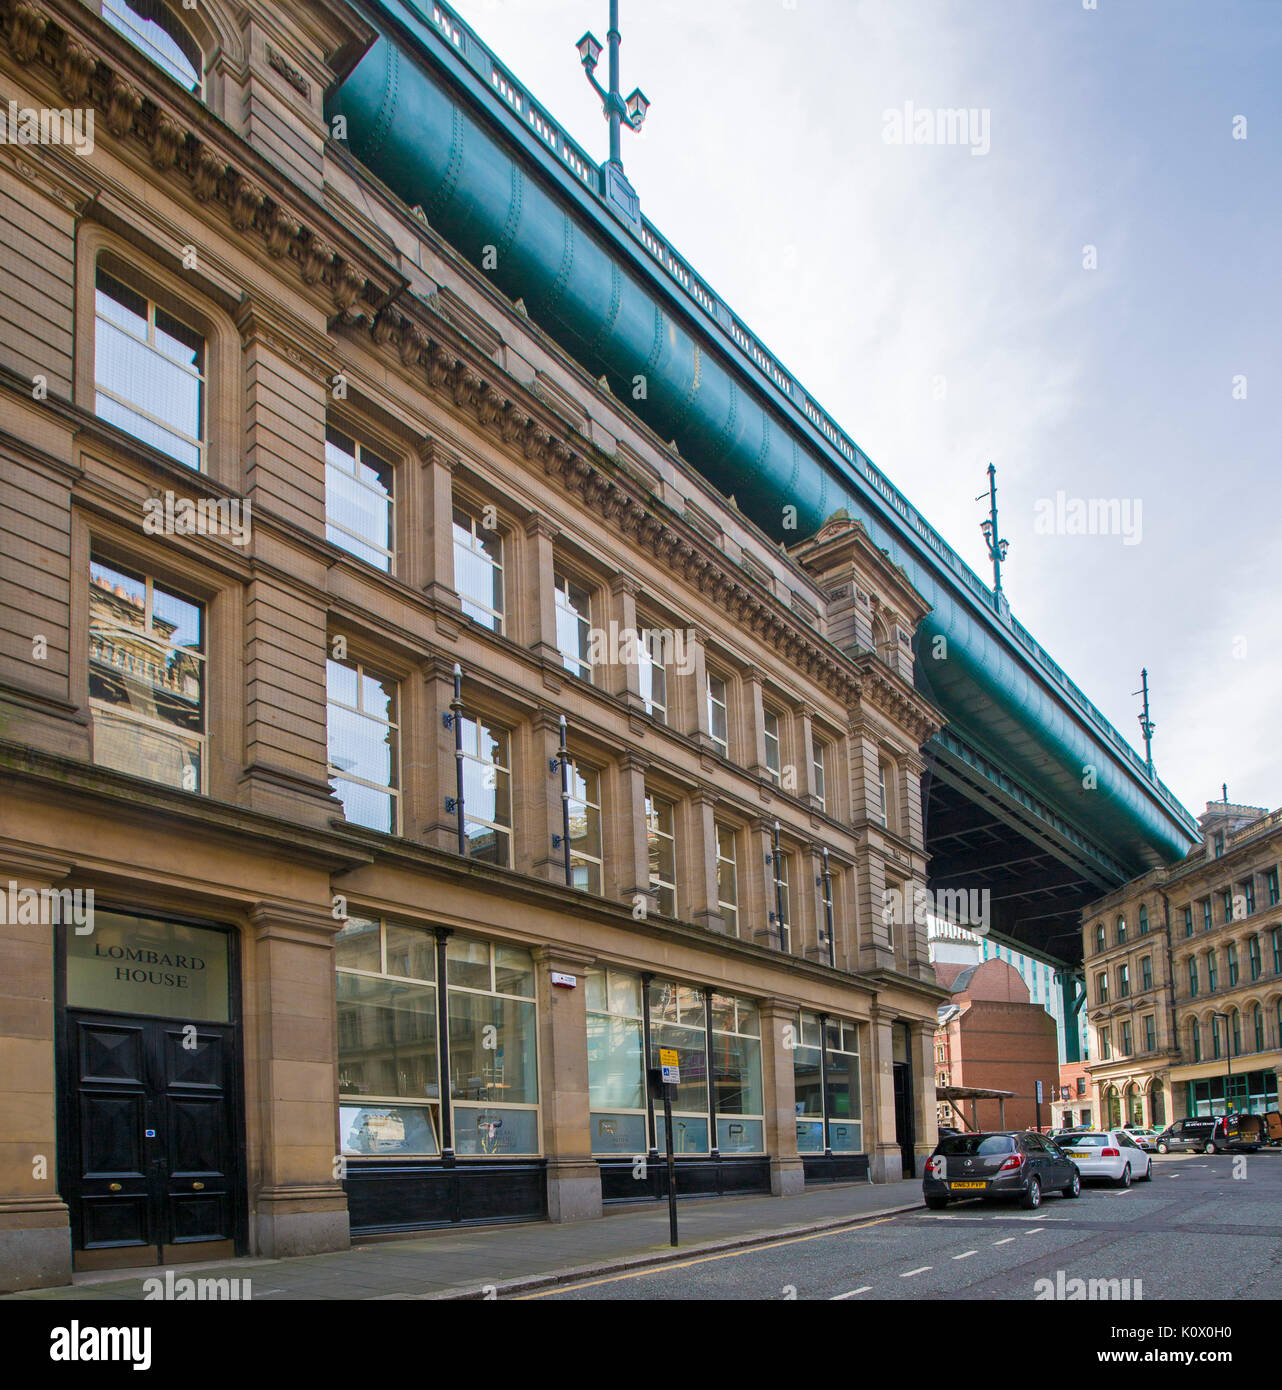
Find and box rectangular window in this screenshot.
[1117,963,1129,999]
[711,995,765,1153]
[716,824,739,936]
[1274,928,1281,974]
[649,981,709,1154]
[1183,906,1193,938]
[452,505,504,633]
[1097,972,1109,1005]
[447,935,539,1155]
[645,791,677,917]
[1207,950,1218,992]
[554,572,593,680]
[567,760,602,894]
[1095,923,1106,954]
[338,917,440,1157]
[1227,942,1239,986]
[460,714,511,867]
[874,762,889,827]
[707,673,729,756]
[1222,891,1233,925]
[1244,879,1256,915]
[1268,868,1279,907]
[812,740,827,810]
[326,425,394,571]
[1202,899,1213,932]
[1188,957,1199,998]
[327,658,399,833]
[89,556,206,792]
[763,709,782,786]
[637,628,667,723]
[1121,1020,1132,1055]
[585,968,646,1155]
[1249,934,1262,981]
[1100,1028,1112,1060]
[772,849,792,953]
[1141,955,1153,990]
[1144,1015,1156,1052]
[95,268,204,470]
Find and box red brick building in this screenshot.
[935,960,1061,1131]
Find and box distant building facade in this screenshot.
[1083,800,1282,1129]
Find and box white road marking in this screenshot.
[1023,1228,1046,1236]
[901,1266,932,1278]
[952,1250,977,1260]
[830,1285,872,1300]
[994,1237,1016,1245]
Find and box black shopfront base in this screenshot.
[598,1154,771,1203]
[344,1159,547,1234]
[802,1153,870,1184]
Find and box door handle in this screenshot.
[192,1181,205,1191]
[108,1182,122,1192]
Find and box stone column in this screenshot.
[522,708,565,883]
[415,656,462,852]
[867,1011,902,1183]
[532,946,601,1221]
[411,436,463,616]
[0,850,74,1292]
[799,709,819,807]
[607,575,642,710]
[760,1001,805,1195]
[685,626,713,750]
[523,514,560,663]
[743,670,768,779]
[683,787,724,934]
[749,818,779,950]
[910,1020,938,1169]
[611,752,654,913]
[245,903,349,1259]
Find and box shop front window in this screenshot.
[447,935,539,1155]
[586,969,647,1155]
[649,981,709,1154]
[711,995,764,1153]
[337,917,441,1157]
[792,1011,863,1153]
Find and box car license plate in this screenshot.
[949,1181,986,1190]
[1067,1151,1088,1159]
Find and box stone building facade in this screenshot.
[0,0,946,1291]
[1083,801,1282,1130]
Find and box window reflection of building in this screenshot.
[793,1011,862,1153]
[88,558,205,791]
[566,759,602,893]
[460,714,511,866]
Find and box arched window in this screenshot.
[1126,1083,1142,1128]
[1230,1008,1241,1057]
[1190,1017,1201,1063]
[1138,904,1149,936]
[103,0,204,96]
[1094,922,1105,954]
[1253,1005,1264,1052]
[1116,915,1127,945]
[1150,1080,1166,1127]
[1104,1084,1122,1130]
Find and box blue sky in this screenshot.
[449,0,1281,818]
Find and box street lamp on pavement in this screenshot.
[1210,1011,1233,1114]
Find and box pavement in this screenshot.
[2,1177,925,1302]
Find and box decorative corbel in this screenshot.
[191,145,228,202]
[264,204,302,258]
[370,307,398,349]
[332,260,367,316]
[59,35,96,102]
[301,236,335,286]
[8,1,47,63]
[149,110,184,170]
[397,322,426,368]
[230,176,266,231]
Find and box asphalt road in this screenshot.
[521,1151,1282,1301]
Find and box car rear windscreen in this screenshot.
[936,1135,1015,1156]
[1062,1134,1108,1147]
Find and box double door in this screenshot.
[62,1010,242,1270]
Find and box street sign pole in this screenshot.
[654,1048,681,1247]
[1035,1079,1043,1132]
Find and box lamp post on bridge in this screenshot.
[977,462,1010,614]
[576,2,650,226]
[1134,668,1156,776]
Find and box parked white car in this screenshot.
[1053,1129,1152,1186]
[1122,1127,1159,1152]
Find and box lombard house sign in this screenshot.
[65,910,231,1022]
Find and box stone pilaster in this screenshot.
[685,626,713,750]
[415,657,463,852]
[412,435,463,613]
[523,514,560,663]
[607,575,642,709]
[683,787,725,934]
[0,850,74,1292]
[531,946,601,1221]
[524,708,566,883]
[245,903,349,1259]
[867,1012,902,1183]
[611,751,654,912]
[760,1001,805,1195]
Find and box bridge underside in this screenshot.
[924,731,1125,966]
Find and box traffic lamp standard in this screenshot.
[977,461,1009,606]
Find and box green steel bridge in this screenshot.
[327,1,1199,976]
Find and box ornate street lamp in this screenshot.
[575,2,650,225]
[977,462,1010,609]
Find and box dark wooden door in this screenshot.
[893,1060,915,1178]
[65,1011,240,1270]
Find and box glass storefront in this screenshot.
[585,969,764,1156]
[792,1011,864,1153]
[1185,1069,1278,1117]
[337,921,540,1157]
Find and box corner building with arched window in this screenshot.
[0,1,948,1290]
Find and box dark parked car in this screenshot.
[1155,1115,1263,1154]
[923,1131,1080,1211]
